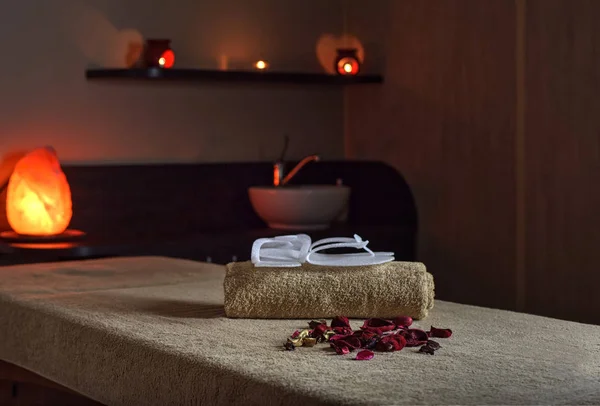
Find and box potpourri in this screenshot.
[283,316,452,360]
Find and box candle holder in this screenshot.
[334,48,360,76]
[141,39,175,68]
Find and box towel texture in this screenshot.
[224,260,435,319]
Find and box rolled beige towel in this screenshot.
[224,261,435,319]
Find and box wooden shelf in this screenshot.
[85,68,383,85]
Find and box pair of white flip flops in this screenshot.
[251,234,395,267]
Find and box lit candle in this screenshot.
[336,57,359,75]
[158,50,175,68]
[334,48,360,76]
[254,60,269,70]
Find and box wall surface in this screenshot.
[524,0,600,324]
[345,0,518,311]
[345,0,600,324]
[0,0,345,164]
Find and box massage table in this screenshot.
[0,256,598,405]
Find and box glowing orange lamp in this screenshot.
[335,48,360,76]
[5,147,73,236]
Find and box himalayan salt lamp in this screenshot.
[6,147,72,236]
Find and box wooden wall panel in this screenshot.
[525,0,600,324]
[346,0,518,310]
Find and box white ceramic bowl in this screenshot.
[248,185,351,230]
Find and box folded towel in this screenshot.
[224,260,435,319]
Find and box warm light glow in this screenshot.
[336,57,360,76]
[273,164,282,186]
[254,60,268,70]
[316,34,365,74]
[6,147,72,236]
[158,50,175,68]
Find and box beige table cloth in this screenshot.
[0,256,598,405]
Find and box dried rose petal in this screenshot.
[353,330,376,338]
[376,341,394,352]
[352,330,378,346]
[361,318,396,333]
[393,316,413,328]
[355,332,379,349]
[332,343,350,355]
[363,318,395,328]
[333,326,353,335]
[347,336,363,349]
[395,334,407,348]
[355,350,375,360]
[400,329,429,347]
[331,316,351,329]
[337,337,362,350]
[311,323,328,338]
[291,330,300,339]
[429,326,453,338]
[329,334,351,342]
[375,335,406,352]
[308,319,328,329]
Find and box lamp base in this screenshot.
[0,229,86,243]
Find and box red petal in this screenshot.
[353,330,377,341]
[361,318,395,333]
[361,327,383,335]
[400,329,429,347]
[290,330,300,339]
[355,350,375,360]
[392,334,407,350]
[376,341,394,352]
[333,344,350,355]
[392,316,413,328]
[429,326,453,338]
[363,318,395,328]
[337,337,362,350]
[333,326,354,335]
[331,316,351,329]
[375,335,406,352]
[329,334,350,342]
[311,323,328,338]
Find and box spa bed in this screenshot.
[0,256,598,405]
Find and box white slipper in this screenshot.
[305,234,394,266]
[251,234,311,267]
[251,234,394,267]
